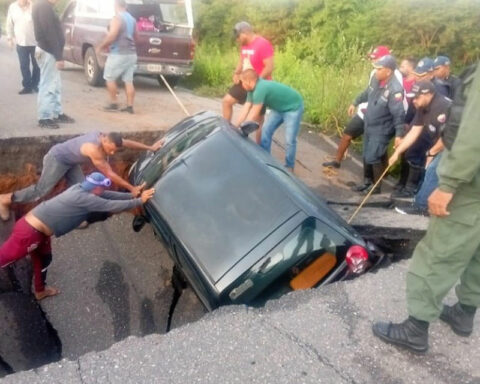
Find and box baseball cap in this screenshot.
[369,46,391,60]
[81,172,112,191]
[406,80,436,98]
[373,55,397,70]
[414,57,434,76]
[434,56,451,68]
[233,21,252,37]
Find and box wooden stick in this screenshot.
[159,74,191,117]
[347,164,392,224]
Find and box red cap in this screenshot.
[369,46,390,60]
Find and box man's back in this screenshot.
[32,0,64,60]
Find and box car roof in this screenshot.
[150,112,357,284]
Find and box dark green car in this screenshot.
[130,111,384,310]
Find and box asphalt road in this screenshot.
[0,35,455,383]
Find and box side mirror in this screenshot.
[239,121,259,137]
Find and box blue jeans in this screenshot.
[414,153,442,210]
[260,104,304,168]
[16,45,40,90]
[37,50,62,120]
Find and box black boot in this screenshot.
[395,155,409,190]
[440,302,476,337]
[361,163,384,195]
[352,179,372,192]
[352,160,373,191]
[372,316,429,353]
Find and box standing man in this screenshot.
[236,69,303,172]
[6,0,40,95]
[372,63,480,354]
[32,0,74,129]
[355,55,405,194]
[433,56,461,100]
[97,0,138,114]
[0,132,164,221]
[322,46,406,180]
[388,81,451,200]
[0,172,155,300]
[222,21,274,143]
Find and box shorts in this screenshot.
[227,83,266,115]
[104,53,137,83]
[344,114,364,139]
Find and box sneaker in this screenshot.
[322,160,341,169]
[104,103,119,112]
[38,119,59,129]
[360,184,381,195]
[120,106,134,114]
[54,113,75,124]
[395,203,429,216]
[18,88,33,95]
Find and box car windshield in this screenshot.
[141,118,219,185]
[127,0,189,25]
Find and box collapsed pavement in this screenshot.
[2,259,479,384]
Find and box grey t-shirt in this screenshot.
[49,131,101,166]
[32,185,142,237]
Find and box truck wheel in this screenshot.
[157,75,179,88]
[84,47,104,86]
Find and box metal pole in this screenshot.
[159,74,191,117]
[347,164,392,224]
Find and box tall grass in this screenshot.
[185,40,371,134]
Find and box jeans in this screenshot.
[260,103,304,169]
[16,45,40,90]
[12,152,84,203]
[37,50,62,120]
[414,153,442,210]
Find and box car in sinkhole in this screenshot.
[129,111,384,310]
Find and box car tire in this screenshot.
[84,47,104,86]
[157,75,180,88]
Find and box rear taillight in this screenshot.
[346,245,369,274]
[189,39,196,60]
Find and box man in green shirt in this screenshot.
[372,63,480,353]
[236,69,304,171]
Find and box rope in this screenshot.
[347,164,392,224]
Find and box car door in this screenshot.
[61,1,77,63]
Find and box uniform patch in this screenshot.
[394,92,403,101]
[428,124,436,133]
[383,90,390,98]
[437,114,446,123]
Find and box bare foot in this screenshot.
[0,193,12,221]
[34,286,60,300]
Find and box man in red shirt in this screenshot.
[222,21,274,143]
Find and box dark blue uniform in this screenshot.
[355,75,405,165]
[405,93,451,167]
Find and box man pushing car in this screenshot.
[0,172,155,300]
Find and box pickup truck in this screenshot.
[61,0,195,86]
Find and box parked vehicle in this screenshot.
[129,111,384,310]
[61,0,195,86]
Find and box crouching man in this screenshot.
[0,172,154,300]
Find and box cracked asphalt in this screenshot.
[3,261,480,384]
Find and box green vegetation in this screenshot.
[188,0,480,133]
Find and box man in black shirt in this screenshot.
[388,81,451,202]
[32,0,74,129]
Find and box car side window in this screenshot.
[141,119,219,184]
